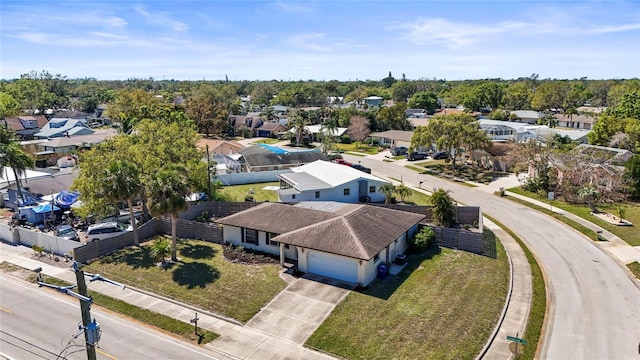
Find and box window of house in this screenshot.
[315,191,320,198]
[242,228,258,245]
[292,194,296,199]
[369,186,376,193]
[373,254,379,262]
[343,188,350,196]
[266,232,279,246]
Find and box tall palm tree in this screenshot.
[395,182,412,203]
[290,115,307,147]
[103,160,142,245]
[147,164,191,262]
[259,107,278,122]
[2,142,33,206]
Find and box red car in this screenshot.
[332,158,351,166]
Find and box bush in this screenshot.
[409,226,435,252]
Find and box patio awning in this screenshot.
[32,203,61,214]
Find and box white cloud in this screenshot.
[591,23,640,34]
[287,32,330,52]
[270,0,314,13]
[133,5,189,32]
[389,18,528,48]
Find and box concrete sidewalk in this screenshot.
[0,243,336,360]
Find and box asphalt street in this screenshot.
[347,155,640,360]
[0,274,233,360]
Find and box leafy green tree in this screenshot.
[391,81,417,102]
[148,164,191,262]
[0,92,21,118]
[502,82,532,110]
[478,82,505,110]
[375,102,411,131]
[185,84,230,137]
[624,155,640,198]
[429,188,456,228]
[408,91,439,113]
[105,89,163,133]
[103,160,142,245]
[411,114,490,167]
[381,71,396,88]
[150,237,172,263]
[530,81,569,111]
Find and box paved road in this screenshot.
[348,155,640,360]
[0,274,232,360]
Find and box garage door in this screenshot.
[307,251,358,283]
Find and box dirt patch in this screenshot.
[592,212,633,226]
[223,244,280,265]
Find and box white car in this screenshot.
[85,222,131,242]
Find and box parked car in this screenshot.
[390,146,408,156]
[432,151,451,160]
[85,222,131,242]
[332,158,351,166]
[406,151,428,161]
[53,224,79,241]
[351,163,372,174]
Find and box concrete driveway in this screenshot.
[246,274,353,344]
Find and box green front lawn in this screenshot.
[307,244,509,359]
[85,238,287,323]
[508,187,640,246]
[335,143,380,155]
[218,181,280,202]
[252,138,280,145]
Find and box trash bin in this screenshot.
[377,264,389,279]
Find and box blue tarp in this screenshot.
[32,203,61,214]
[54,190,80,208]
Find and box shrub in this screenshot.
[409,226,435,252]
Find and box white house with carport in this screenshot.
[277,160,389,203]
[215,201,425,286]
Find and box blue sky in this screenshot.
[1,1,639,81]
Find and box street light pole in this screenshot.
[206,145,212,201]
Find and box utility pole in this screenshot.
[75,263,97,360]
[206,144,212,201]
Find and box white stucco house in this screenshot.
[215,201,425,286]
[277,160,390,203]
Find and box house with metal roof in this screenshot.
[33,118,94,139]
[216,201,424,285]
[277,160,389,203]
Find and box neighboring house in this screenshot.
[575,144,634,163]
[363,96,383,107]
[510,110,543,124]
[197,138,244,156]
[370,130,413,148]
[287,124,348,142]
[277,160,390,203]
[405,109,427,118]
[555,113,596,130]
[433,109,482,118]
[216,201,425,285]
[229,114,263,137]
[3,115,49,140]
[32,129,117,167]
[33,118,94,139]
[478,119,591,144]
[256,121,288,138]
[236,144,328,172]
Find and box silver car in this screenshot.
[54,225,79,241]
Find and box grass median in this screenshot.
[484,215,546,360]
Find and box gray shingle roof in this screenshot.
[216,202,426,260]
[238,145,328,167]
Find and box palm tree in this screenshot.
[147,164,191,262]
[379,183,396,204]
[430,188,456,227]
[150,237,171,264]
[259,107,278,122]
[290,115,308,147]
[2,142,33,207]
[103,160,142,245]
[395,182,412,203]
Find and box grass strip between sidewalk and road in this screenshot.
[484,215,546,360]
[627,261,640,280]
[0,262,218,344]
